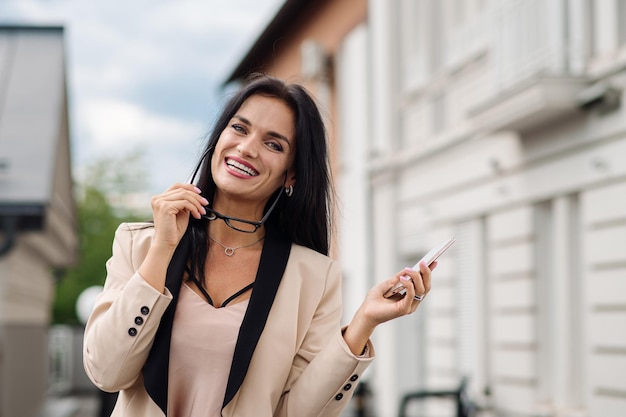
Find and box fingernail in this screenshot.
[404,266,415,272]
[200,206,206,215]
[194,186,202,193]
[400,275,412,281]
[201,197,209,205]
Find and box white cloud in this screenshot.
[78,98,205,154]
[0,0,285,193]
[74,98,208,193]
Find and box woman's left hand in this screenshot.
[364,260,436,325]
[342,261,436,355]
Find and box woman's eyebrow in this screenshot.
[233,114,252,126]
[233,115,292,146]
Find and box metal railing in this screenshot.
[397,377,477,417]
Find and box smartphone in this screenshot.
[383,237,456,300]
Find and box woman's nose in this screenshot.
[236,136,259,158]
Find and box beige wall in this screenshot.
[0,245,55,417]
[0,324,49,417]
[265,0,367,79]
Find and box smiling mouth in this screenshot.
[226,158,259,177]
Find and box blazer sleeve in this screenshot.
[83,223,173,392]
[275,259,375,417]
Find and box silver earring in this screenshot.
[285,185,294,197]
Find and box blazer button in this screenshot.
[140,306,150,315]
[334,393,343,401]
[128,328,138,336]
[350,374,359,382]
[343,383,352,391]
[134,316,144,326]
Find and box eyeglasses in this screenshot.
[201,190,283,233]
[187,148,284,233]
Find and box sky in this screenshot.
[0,0,284,199]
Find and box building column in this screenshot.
[368,1,401,415]
[550,195,583,415]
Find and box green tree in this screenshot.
[52,151,150,324]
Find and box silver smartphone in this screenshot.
[383,237,456,300]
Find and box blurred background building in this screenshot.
[0,26,78,417]
[227,1,626,416]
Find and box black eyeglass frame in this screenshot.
[187,148,286,233]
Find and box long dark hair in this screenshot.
[188,75,333,280]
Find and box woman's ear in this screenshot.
[286,167,296,188]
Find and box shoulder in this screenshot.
[289,243,334,266]
[111,222,155,268]
[114,221,155,243]
[287,243,341,280]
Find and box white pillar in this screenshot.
[336,24,371,322]
[369,170,399,417]
[550,195,583,414]
[368,1,401,415]
[368,0,399,155]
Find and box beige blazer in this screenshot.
[83,223,374,417]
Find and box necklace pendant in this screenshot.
[209,235,264,257]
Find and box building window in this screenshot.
[591,0,621,58]
[398,0,448,90]
[399,0,428,90]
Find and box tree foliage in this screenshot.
[52,151,150,324]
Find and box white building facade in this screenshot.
[335,1,626,416]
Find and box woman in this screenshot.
[83,75,433,417]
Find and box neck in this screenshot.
[207,222,265,257]
[207,221,265,245]
[211,193,268,224]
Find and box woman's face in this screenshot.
[211,94,296,206]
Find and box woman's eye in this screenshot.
[232,124,246,133]
[267,141,283,152]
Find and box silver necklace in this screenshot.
[209,235,265,256]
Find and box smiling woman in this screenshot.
[82,75,435,417]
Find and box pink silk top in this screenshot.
[168,283,248,417]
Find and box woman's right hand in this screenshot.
[150,183,208,249]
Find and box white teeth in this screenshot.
[226,159,258,176]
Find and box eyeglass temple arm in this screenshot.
[187,147,214,185]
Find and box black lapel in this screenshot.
[143,228,192,415]
[222,224,292,408]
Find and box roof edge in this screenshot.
[0,24,64,32]
[223,0,311,85]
